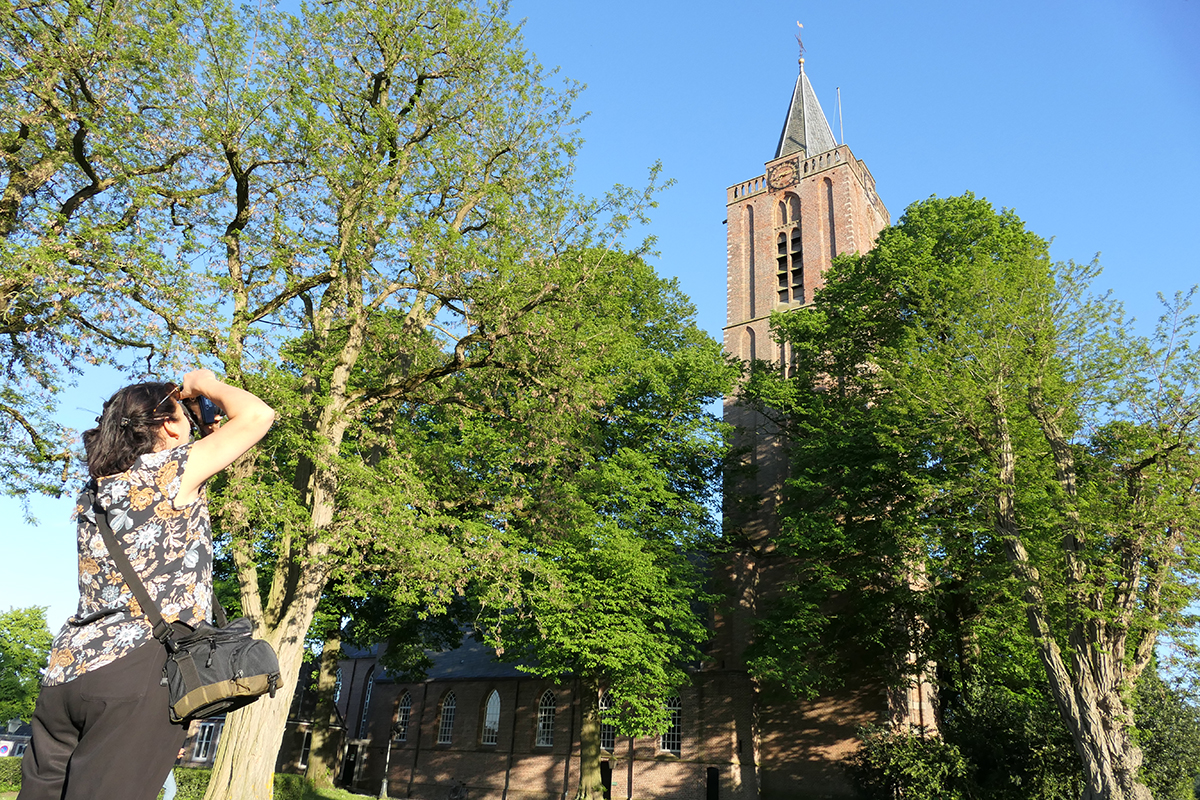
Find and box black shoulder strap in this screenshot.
[88,482,177,651]
[214,597,228,628]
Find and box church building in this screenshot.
[318,53,909,800]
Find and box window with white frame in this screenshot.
[298,730,312,769]
[358,670,375,739]
[395,692,412,742]
[437,692,456,744]
[193,720,219,761]
[482,690,501,745]
[333,667,342,704]
[660,696,682,756]
[536,690,556,747]
[599,691,615,752]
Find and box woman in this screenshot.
[19,370,274,800]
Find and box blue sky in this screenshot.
[3,0,1199,630]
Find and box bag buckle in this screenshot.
[153,620,179,654]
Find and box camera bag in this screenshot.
[92,493,281,722]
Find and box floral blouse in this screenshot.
[44,443,213,686]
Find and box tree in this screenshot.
[301,248,733,798]
[468,257,733,798]
[743,194,1200,800]
[5,1,676,796]
[1,0,211,496]
[0,606,52,723]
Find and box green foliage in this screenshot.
[846,726,970,800]
[168,768,211,800]
[1135,670,1200,800]
[935,554,1084,798]
[944,680,1083,799]
[270,774,308,800]
[0,0,212,496]
[149,769,343,800]
[467,252,735,735]
[744,192,1200,797]
[297,247,733,730]
[0,757,19,791]
[0,606,51,722]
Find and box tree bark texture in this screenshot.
[203,564,329,800]
[575,677,604,800]
[306,630,345,789]
[986,391,1152,800]
[203,613,311,800]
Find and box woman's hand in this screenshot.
[179,369,217,400]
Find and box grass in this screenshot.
[0,780,371,800]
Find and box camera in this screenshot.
[196,396,223,426]
[181,396,224,436]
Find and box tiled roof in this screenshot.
[423,636,527,681]
[368,635,529,683]
[775,63,838,160]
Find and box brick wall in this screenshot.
[334,654,761,800]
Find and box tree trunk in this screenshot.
[988,392,1152,800]
[1033,637,1150,800]
[202,578,326,800]
[306,629,344,789]
[575,677,603,800]
[203,289,358,800]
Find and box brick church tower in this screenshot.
[715,57,913,798]
[722,56,888,522]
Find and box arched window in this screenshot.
[825,177,837,258]
[482,690,501,746]
[743,326,756,362]
[661,695,682,756]
[438,692,456,744]
[395,692,412,743]
[357,669,375,739]
[745,205,756,318]
[776,233,790,304]
[536,690,556,746]
[599,691,615,753]
[333,668,342,704]
[773,196,804,306]
[777,200,787,226]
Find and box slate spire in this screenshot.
[774,60,838,160]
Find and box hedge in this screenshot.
[0,762,317,799]
[0,756,20,791]
[166,769,311,800]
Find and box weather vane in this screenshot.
[796,22,805,63]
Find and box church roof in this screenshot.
[422,635,526,680]
[774,62,838,160]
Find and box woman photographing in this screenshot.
[19,370,274,800]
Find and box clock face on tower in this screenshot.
[767,159,800,190]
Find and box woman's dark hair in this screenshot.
[81,382,180,479]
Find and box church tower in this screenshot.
[715,55,897,799]
[723,58,888,534]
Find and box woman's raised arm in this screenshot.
[175,369,274,505]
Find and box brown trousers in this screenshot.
[19,640,188,800]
